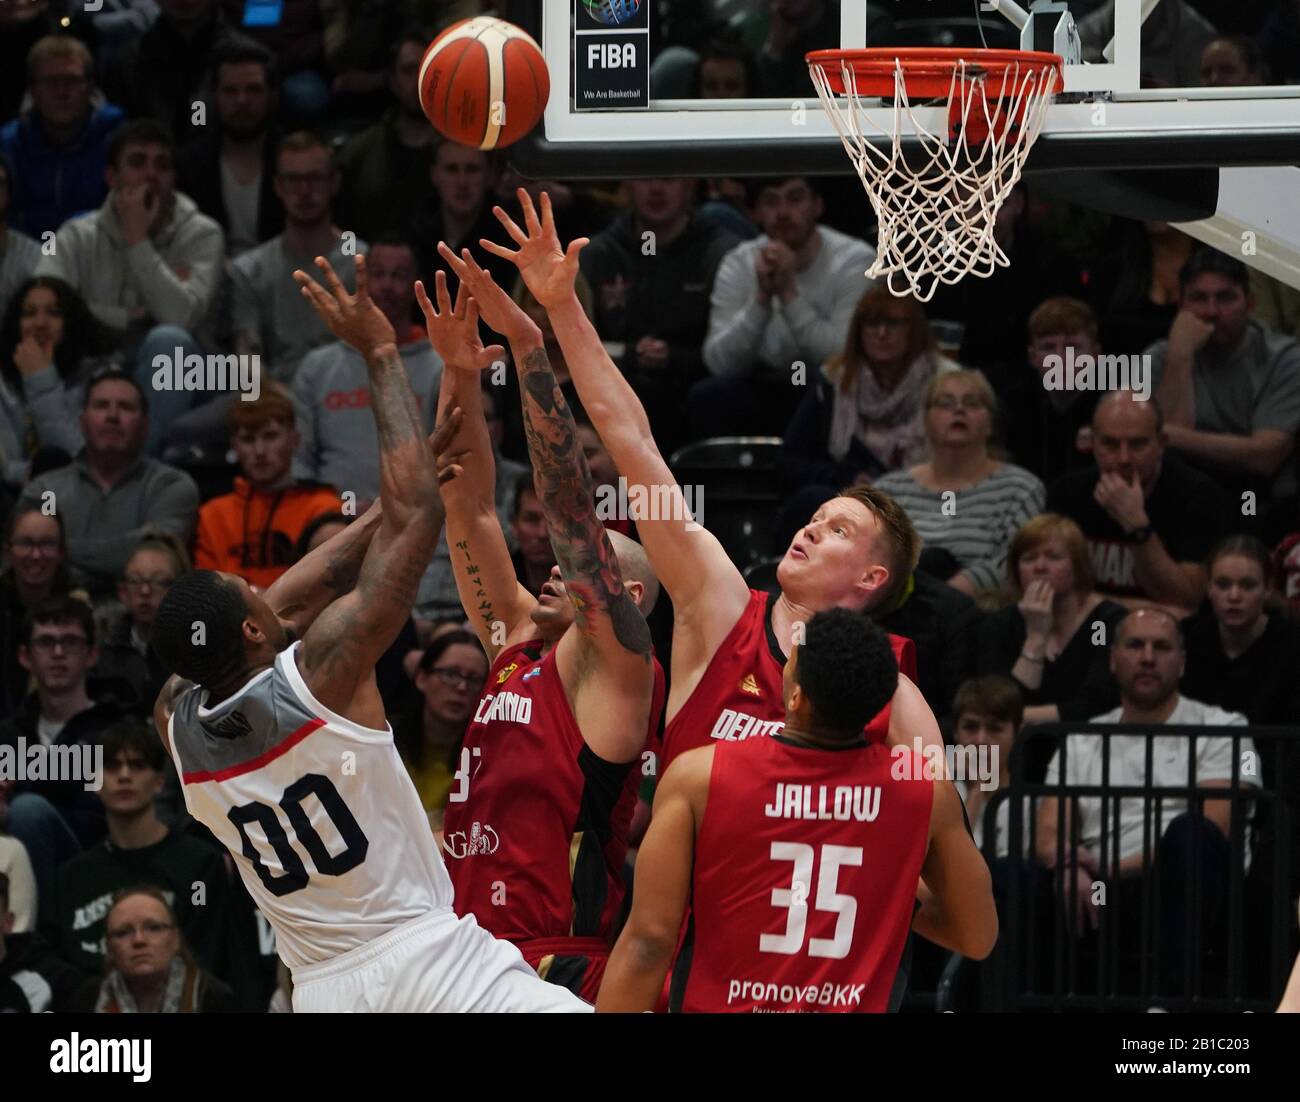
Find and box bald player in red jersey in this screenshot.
[597,608,997,1012]
[481,192,943,775]
[418,256,664,1003]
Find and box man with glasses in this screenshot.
[93,534,190,720]
[231,131,367,384]
[0,35,125,239]
[0,597,127,924]
[51,720,238,986]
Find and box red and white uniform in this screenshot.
[662,588,916,772]
[445,638,666,998]
[167,642,589,1012]
[683,734,932,1013]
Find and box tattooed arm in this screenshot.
[261,500,382,637]
[441,244,654,764]
[291,255,461,726]
[419,272,538,661]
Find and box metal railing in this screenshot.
[973,722,1299,1013]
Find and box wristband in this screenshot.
[1128,524,1154,544]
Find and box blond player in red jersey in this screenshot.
[480,191,947,768]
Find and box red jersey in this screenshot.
[683,734,932,1013]
[444,639,665,953]
[662,589,916,772]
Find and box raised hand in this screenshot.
[13,334,54,379]
[1093,470,1149,534]
[482,188,589,310]
[414,270,506,374]
[436,242,539,346]
[1168,309,1216,359]
[293,253,396,357]
[1018,578,1056,643]
[114,182,158,247]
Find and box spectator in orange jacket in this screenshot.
[192,383,342,589]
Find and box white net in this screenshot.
[808,54,1059,302]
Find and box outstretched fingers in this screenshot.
[437,269,455,317]
[313,255,350,304]
[490,203,529,248]
[436,240,469,278]
[566,237,590,266]
[517,186,542,237]
[293,269,339,321]
[352,252,371,303]
[479,235,518,262]
[538,190,558,236]
[413,278,434,322]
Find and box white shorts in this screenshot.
[290,908,594,1013]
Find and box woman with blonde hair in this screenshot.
[875,369,1045,596]
[75,886,238,1013]
[976,513,1125,733]
[93,532,192,716]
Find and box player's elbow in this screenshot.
[955,865,999,960]
[959,904,1000,961]
[622,921,678,970]
[621,930,676,972]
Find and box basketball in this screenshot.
[418,16,550,151]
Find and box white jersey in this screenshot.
[167,641,454,969]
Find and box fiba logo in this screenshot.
[582,0,641,26]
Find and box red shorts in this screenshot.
[518,937,609,1004]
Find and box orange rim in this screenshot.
[807,47,1063,99]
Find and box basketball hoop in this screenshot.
[807,48,1063,302]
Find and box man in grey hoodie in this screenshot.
[34,118,225,456]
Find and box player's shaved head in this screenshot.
[608,530,660,616]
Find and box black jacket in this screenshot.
[876,571,979,724]
[0,696,127,848]
[0,931,83,1012]
[781,375,890,493]
[91,615,170,720]
[579,210,740,388]
[999,372,1099,489]
[105,9,238,146]
[176,126,285,246]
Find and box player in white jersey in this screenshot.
[150,255,589,1013]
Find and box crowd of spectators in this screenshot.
[0,0,1296,1012]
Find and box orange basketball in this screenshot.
[418,16,550,151]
